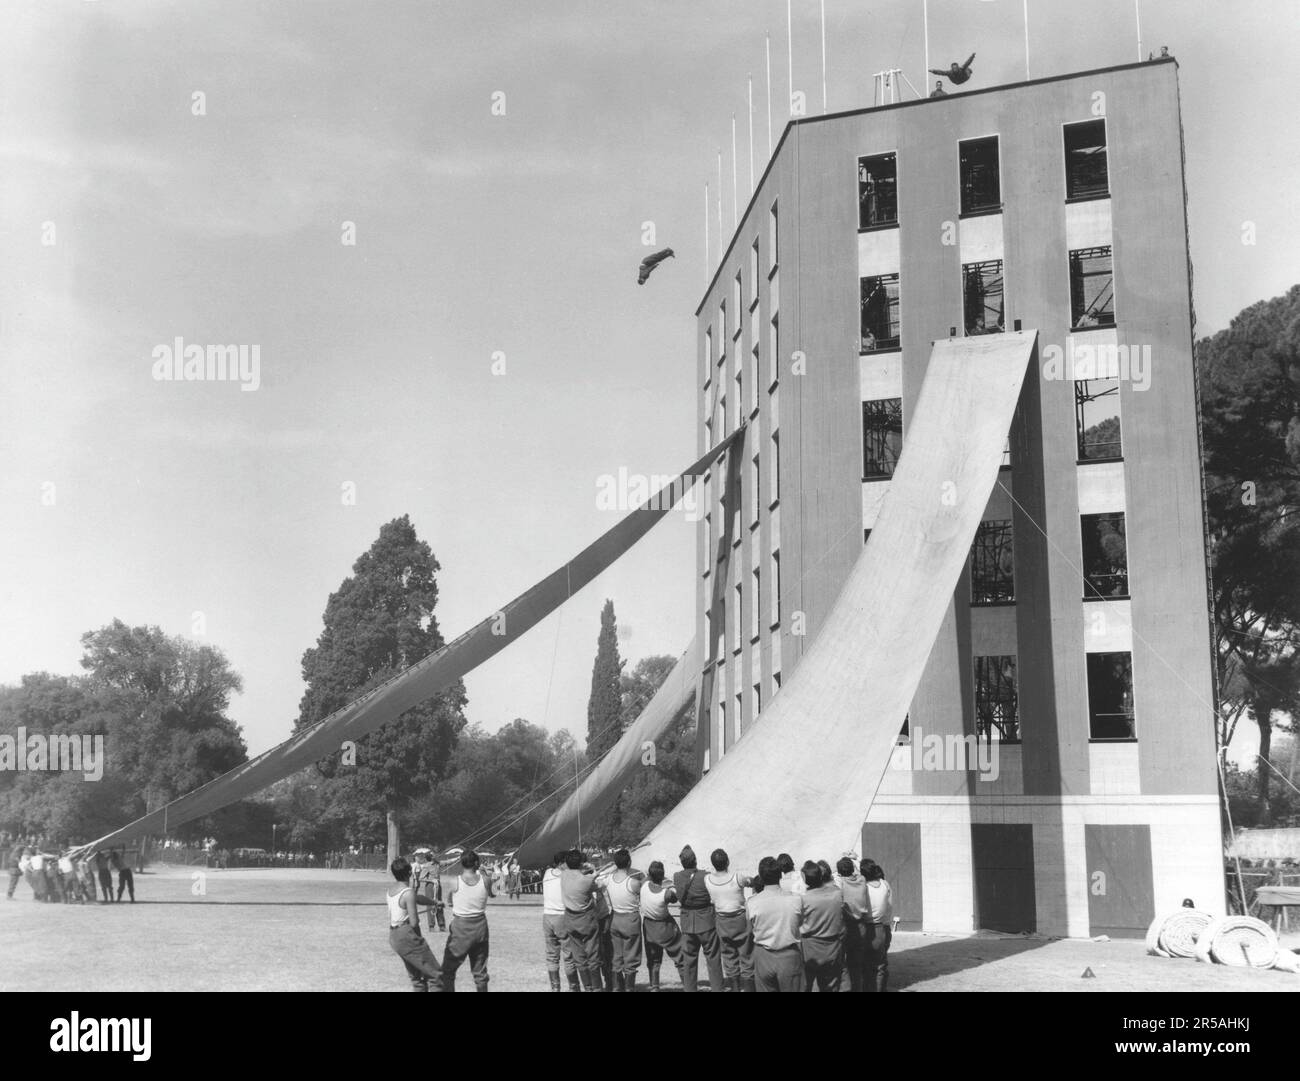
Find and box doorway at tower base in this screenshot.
[634,331,1038,872]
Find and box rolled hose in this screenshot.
[1145,909,1214,958]
[1192,916,1279,968]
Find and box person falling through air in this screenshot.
[930,53,975,86]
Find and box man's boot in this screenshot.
[566,971,582,992]
[577,969,593,992]
[548,971,561,992]
[741,977,756,992]
[626,971,638,992]
[648,963,661,991]
[612,972,625,992]
[590,967,604,991]
[724,976,738,992]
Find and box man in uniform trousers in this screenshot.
[672,845,723,992]
[542,851,580,991]
[594,863,615,992]
[798,860,845,991]
[861,858,895,992]
[602,848,645,991]
[639,860,685,991]
[836,856,872,991]
[559,849,605,991]
[746,856,805,991]
[111,849,135,903]
[441,849,494,991]
[706,848,755,991]
[93,850,113,903]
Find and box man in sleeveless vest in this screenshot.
[386,857,444,992]
[706,847,755,991]
[542,850,580,991]
[441,849,494,991]
[560,849,605,991]
[672,844,724,992]
[602,848,646,991]
[640,860,685,991]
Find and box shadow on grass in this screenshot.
[891,933,1056,990]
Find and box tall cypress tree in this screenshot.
[294,515,467,862]
[586,599,624,762]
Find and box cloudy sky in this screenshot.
[1,0,1296,758]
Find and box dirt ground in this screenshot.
[3,866,1296,992]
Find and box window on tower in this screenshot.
[858,152,898,229]
[1064,119,1109,200]
[1087,651,1135,740]
[862,398,903,480]
[974,655,1020,743]
[1080,512,1129,598]
[970,519,1015,604]
[1075,378,1122,461]
[959,136,1001,215]
[1069,246,1115,328]
[963,260,1005,335]
[860,274,901,352]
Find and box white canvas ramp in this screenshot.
[634,331,1037,872]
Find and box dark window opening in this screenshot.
[898,713,910,744]
[864,528,872,544]
[971,519,1014,604]
[959,137,1000,214]
[858,153,898,229]
[862,398,903,480]
[963,260,1004,335]
[1081,512,1128,598]
[1064,119,1108,199]
[1075,378,1122,460]
[975,655,1019,743]
[1069,246,1115,328]
[1087,651,1135,740]
[861,274,900,351]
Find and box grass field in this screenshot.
[2,866,1296,992]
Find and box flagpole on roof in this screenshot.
[1023,0,1031,80]
[748,75,755,194]
[716,151,723,261]
[922,0,930,97]
[731,114,739,230]
[1134,0,1143,62]
[786,0,794,117]
[704,181,710,288]
[820,0,828,114]
[765,33,774,157]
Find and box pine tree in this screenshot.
[586,599,624,763]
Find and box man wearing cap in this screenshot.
[746,856,805,991]
[672,845,723,992]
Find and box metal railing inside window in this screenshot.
[971,519,1014,603]
[975,655,1019,743]
[1075,379,1122,460]
[861,274,901,351]
[1081,511,1128,597]
[963,260,1004,335]
[1069,246,1115,328]
[862,398,903,479]
[858,153,898,228]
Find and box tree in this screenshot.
[1198,284,1300,823]
[586,600,624,761]
[408,721,582,853]
[294,515,468,862]
[609,655,698,843]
